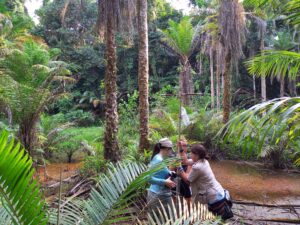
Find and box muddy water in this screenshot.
[210,160,300,204]
[36,160,300,224]
[36,162,82,182]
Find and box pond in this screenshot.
[37,160,300,224]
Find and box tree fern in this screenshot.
[0,130,48,225]
[162,17,197,57]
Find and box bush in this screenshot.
[183,111,223,144]
[149,109,177,137]
[53,126,103,163]
[49,110,95,127]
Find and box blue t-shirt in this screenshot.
[148,154,171,196]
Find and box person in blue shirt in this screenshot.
[147,138,176,218]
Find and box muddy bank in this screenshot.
[36,162,82,182]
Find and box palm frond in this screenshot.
[243,0,273,8]
[246,50,300,80]
[0,130,48,225]
[140,197,218,225]
[286,0,300,25]
[51,159,179,225]
[218,97,300,162]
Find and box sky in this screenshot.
[25,0,191,23]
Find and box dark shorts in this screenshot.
[179,179,192,198]
[171,179,192,198]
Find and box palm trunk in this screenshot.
[104,0,120,162]
[288,78,297,97]
[216,63,221,111]
[250,49,256,99]
[280,77,285,97]
[209,47,215,109]
[138,0,149,151]
[260,34,266,102]
[223,51,231,124]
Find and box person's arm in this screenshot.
[148,157,176,188]
[179,151,194,166]
[149,174,167,186]
[178,169,190,185]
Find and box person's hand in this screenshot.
[165,177,176,188]
[178,140,188,153]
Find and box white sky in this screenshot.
[25,0,191,23]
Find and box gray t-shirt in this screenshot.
[188,159,224,204]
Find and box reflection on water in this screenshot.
[210,160,300,204]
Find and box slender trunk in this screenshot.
[138,0,149,151]
[280,77,285,97]
[5,106,12,128]
[209,47,215,109]
[261,34,266,101]
[216,62,221,111]
[104,0,120,162]
[223,51,231,124]
[288,78,297,97]
[250,49,256,99]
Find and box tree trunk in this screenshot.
[209,47,215,109]
[280,77,285,97]
[19,119,37,156]
[261,77,266,101]
[288,78,297,97]
[249,49,256,99]
[223,51,231,124]
[216,62,221,111]
[261,34,266,102]
[180,58,194,106]
[103,0,120,162]
[138,0,149,151]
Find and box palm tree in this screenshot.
[97,0,137,162]
[220,0,300,166]
[138,0,150,152]
[162,17,201,105]
[218,0,246,123]
[0,41,71,155]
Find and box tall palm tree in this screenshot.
[137,0,149,151]
[162,17,201,105]
[218,0,245,123]
[97,0,136,162]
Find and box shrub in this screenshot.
[149,109,177,137]
[53,126,103,163]
[49,110,95,127]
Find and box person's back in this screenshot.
[189,159,224,204]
